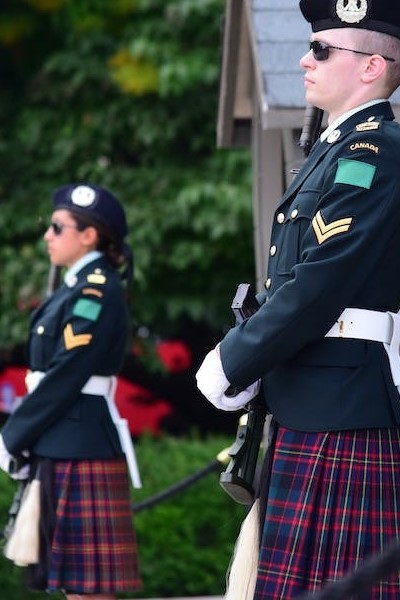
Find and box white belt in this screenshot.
[325,307,400,392]
[25,371,142,489]
[325,308,392,344]
[25,371,113,396]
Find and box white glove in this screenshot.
[196,347,261,411]
[0,435,30,480]
[9,463,30,481]
[218,380,261,411]
[0,434,14,474]
[196,346,230,407]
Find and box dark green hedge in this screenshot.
[0,432,245,599]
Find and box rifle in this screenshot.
[45,264,61,298]
[3,263,61,545]
[299,103,324,157]
[219,284,267,505]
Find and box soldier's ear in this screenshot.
[80,225,98,249]
[361,54,387,84]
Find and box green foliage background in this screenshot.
[0,2,253,596]
[0,0,255,348]
[0,434,246,599]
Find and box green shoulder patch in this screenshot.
[334,158,376,189]
[73,298,102,322]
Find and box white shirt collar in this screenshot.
[320,99,387,142]
[64,251,103,285]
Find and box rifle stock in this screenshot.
[299,104,324,157]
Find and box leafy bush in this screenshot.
[0,432,246,599]
[0,0,254,349]
[0,472,57,600]
[129,433,245,598]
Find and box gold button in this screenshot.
[291,208,298,219]
[265,278,271,289]
[277,213,285,224]
[37,325,44,335]
[270,245,277,257]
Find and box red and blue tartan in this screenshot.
[47,458,141,594]
[254,426,400,600]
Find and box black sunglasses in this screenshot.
[310,40,395,63]
[49,221,79,236]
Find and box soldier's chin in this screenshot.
[305,91,324,112]
[305,90,316,106]
[49,257,63,267]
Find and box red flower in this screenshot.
[156,340,192,373]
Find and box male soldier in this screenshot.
[196,0,400,597]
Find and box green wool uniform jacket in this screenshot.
[2,257,129,459]
[220,101,400,432]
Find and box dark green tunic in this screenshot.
[221,101,400,431]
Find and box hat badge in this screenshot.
[70,185,96,207]
[336,0,368,24]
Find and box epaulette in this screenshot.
[87,268,107,285]
[355,116,380,132]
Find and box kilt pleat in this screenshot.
[47,458,141,594]
[254,426,400,600]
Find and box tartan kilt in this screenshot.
[29,457,141,594]
[254,426,400,600]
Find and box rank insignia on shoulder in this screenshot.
[349,141,379,154]
[82,287,103,298]
[312,210,353,245]
[356,118,380,132]
[63,323,92,350]
[87,273,106,284]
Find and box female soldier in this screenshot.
[197,0,400,598]
[0,183,141,600]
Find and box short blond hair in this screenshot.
[351,29,400,95]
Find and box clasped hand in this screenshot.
[0,435,30,480]
[195,346,260,411]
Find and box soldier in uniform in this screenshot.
[0,183,141,600]
[197,0,400,598]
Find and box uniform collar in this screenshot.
[278,101,393,207]
[321,99,389,142]
[64,251,103,286]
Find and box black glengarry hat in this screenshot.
[53,183,128,243]
[299,0,400,40]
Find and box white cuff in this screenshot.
[196,347,230,408]
[217,380,261,411]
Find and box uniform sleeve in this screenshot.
[220,128,400,388]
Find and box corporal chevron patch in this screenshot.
[63,323,93,350]
[312,210,353,245]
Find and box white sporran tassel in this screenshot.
[225,498,260,600]
[4,478,41,566]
